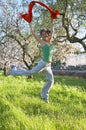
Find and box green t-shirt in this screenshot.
[41,43,54,62]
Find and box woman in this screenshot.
[9,18,54,103]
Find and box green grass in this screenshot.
[0,71,86,130]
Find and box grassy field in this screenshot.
[0,71,86,130]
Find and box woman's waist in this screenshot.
[42,60,52,64]
[47,61,52,64]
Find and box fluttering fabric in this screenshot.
[20,1,60,23]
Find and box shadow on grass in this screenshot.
[31,73,86,90]
[54,75,86,90]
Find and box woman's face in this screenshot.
[41,31,48,38]
[41,31,51,42]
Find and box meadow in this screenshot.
[0,71,86,130]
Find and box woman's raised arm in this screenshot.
[29,23,44,44]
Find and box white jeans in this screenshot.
[10,60,54,100]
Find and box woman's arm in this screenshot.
[29,23,44,44]
[50,18,54,42]
[50,18,54,33]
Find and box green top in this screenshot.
[41,43,54,62]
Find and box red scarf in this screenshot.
[20,1,60,23]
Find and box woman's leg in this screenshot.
[10,60,46,76]
[41,64,54,102]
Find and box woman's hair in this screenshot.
[40,29,51,36]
